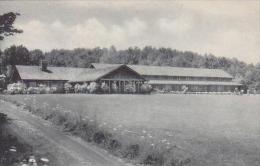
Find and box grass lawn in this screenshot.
[3,94,260,166]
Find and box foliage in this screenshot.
[64,82,73,93]
[27,86,56,94]
[29,49,44,65]
[0,113,8,125]
[140,83,153,94]
[100,82,109,93]
[27,87,39,94]
[0,113,51,166]
[111,82,118,93]
[181,85,188,94]
[38,84,48,94]
[0,12,23,40]
[74,84,81,93]
[125,82,136,93]
[1,44,260,91]
[74,83,88,93]
[0,75,6,91]
[88,82,100,93]
[0,133,33,166]
[81,83,88,93]
[7,82,26,94]
[1,45,30,66]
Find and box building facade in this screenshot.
[9,63,145,94]
[8,62,241,93]
[90,63,242,92]
[69,65,145,93]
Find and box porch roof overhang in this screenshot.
[148,80,242,86]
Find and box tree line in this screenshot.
[0,45,260,90]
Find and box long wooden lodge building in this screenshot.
[9,61,241,93]
[90,63,242,92]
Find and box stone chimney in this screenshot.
[40,60,48,71]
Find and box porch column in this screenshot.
[133,81,136,93]
[137,81,140,93]
[123,80,126,94]
[137,81,139,93]
[119,81,121,93]
[130,81,133,94]
[108,80,111,94]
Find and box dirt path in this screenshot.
[0,99,129,166]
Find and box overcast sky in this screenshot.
[0,0,260,63]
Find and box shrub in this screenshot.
[45,87,52,94]
[125,83,136,93]
[111,82,118,93]
[101,82,109,93]
[7,82,27,94]
[38,84,48,94]
[81,83,88,93]
[64,82,73,93]
[54,84,65,94]
[50,87,57,93]
[0,133,34,166]
[0,113,8,126]
[26,85,55,94]
[140,83,153,94]
[170,158,191,166]
[109,139,121,150]
[88,82,100,93]
[93,131,106,144]
[76,123,96,142]
[74,83,89,93]
[163,86,172,93]
[144,152,164,165]
[124,144,140,159]
[181,85,188,94]
[74,84,81,93]
[0,77,6,91]
[50,109,67,126]
[27,87,38,94]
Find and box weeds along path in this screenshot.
[0,99,129,166]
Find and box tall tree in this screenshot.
[3,45,30,65]
[29,49,44,65]
[0,12,23,40]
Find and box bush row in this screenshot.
[66,82,153,94]
[5,83,61,94]
[5,82,153,95]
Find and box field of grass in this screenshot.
[3,94,260,166]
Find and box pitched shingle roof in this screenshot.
[69,65,122,82]
[15,64,144,82]
[91,63,233,78]
[15,65,93,81]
